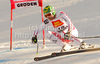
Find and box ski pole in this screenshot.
[76,35,100,39]
[36,43,39,54]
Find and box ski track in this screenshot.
[0,43,100,64]
[0,40,100,64]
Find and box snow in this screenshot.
[0,41,100,64]
[0,0,100,64]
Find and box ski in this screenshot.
[51,47,100,57]
[34,55,52,61]
[34,47,100,61]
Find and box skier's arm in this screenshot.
[60,12,74,32]
[32,19,49,43]
[33,23,45,36]
[33,19,49,36]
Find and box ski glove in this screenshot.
[64,31,70,40]
[32,35,37,44]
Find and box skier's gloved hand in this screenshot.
[32,35,37,44]
[64,31,70,40]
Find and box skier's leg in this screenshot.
[71,28,85,48]
[46,31,71,52]
[72,28,82,42]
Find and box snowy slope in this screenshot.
[0,41,100,64]
[0,0,100,64]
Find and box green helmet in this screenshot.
[43,6,56,15]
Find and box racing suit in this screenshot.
[34,11,82,50]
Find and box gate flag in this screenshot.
[10,0,44,50]
[10,0,43,9]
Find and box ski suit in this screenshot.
[34,11,82,50]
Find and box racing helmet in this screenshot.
[43,6,56,15]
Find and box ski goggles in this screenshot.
[44,12,52,18]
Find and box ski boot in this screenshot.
[79,41,87,49]
[60,44,71,52]
[79,41,95,49]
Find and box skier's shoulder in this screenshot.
[56,11,62,16]
[60,11,68,16]
[56,11,68,17]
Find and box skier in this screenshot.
[32,5,84,52]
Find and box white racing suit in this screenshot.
[34,11,82,50]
